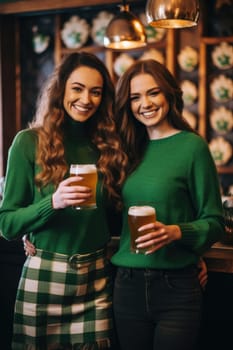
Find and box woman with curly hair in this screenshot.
[0,52,127,350]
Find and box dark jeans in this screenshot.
[113,266,203,350]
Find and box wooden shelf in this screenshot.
[198,35,233,177]
[201,36,233,45]
[54,12,173,81]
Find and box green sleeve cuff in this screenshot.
[37,195,56,221]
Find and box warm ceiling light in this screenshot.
[146,0,200,28]
[104,1,147,49]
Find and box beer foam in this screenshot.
[70,164,96,174]
[128,205,155,216]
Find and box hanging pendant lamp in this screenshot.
[146,0,200,29]
[104,0,147,49]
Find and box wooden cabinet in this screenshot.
[199,36,233,178]
[171,20,233,193]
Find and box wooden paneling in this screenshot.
[0,16,19,176]
[0,0,144,15]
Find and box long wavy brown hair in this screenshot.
[30,52,128,209]
[115,59,198,173]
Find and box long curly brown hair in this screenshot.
[115,59,198,173]
[30,52,128,209]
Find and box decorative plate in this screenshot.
[91,11,114,46]
[139,13,166,43]
[209,137,232,166]
[32,26,50,54]
[210,74,233,102]
[114,53,135,77]
[177,46,199,72]
[61,16,90,49]
[211,42,233,70]
[140,48,165,64]
[180,80,198,106]
[210,106,233,134]
[183,109,197,129]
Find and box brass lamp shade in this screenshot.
[104,4,147,49]
[146,0,200,28]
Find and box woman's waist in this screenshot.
[34,246,107,265]
[111,248,199,270]
[30,230,110,255]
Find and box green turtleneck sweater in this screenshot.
[111,131,225,269]
[0,117,110,255]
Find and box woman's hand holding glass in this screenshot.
[52,176,92,209]
[135,221,182,255]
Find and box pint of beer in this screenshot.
[69,164,97,209]
[128,205,156,253]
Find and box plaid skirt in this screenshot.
[12,248,114,350]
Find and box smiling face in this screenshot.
[63,66,103,122]
[130,73,171,136]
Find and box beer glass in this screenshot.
[128,205,156,254]
[69,164,97,210]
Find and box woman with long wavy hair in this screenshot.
[111,59,224,350]
[0,52,127,350]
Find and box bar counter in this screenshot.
[203,242,233,273]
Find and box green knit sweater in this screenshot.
[111,131,225,269]
[0,117,110,255]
